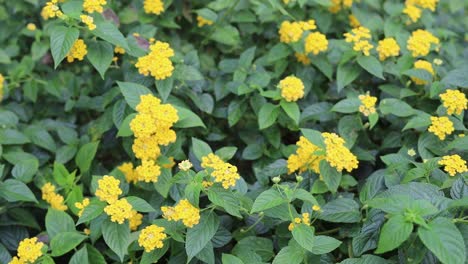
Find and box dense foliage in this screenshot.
[0,0,467,263]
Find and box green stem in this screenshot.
[316,227,340,235]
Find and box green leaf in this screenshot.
[207,189,241,218]
[311,235,342,254]
[251,189,285,213]
[46,209,75,239]
[210,25,240,46]
[292,224,315,252]
[69,246,89,264]
[117,113,136,137]
[319,198,361,223]
[258,103,279,130]
[192,137,213,161]
[332,98,361,113]
[24,126,56,152]
[77,200,106,225]
[186,212,220,260]
[125,196,155,212]
[11,159,38,183]
[86,40,113,79]
[86,244,106,264]
[215,147,238,160]
[92,15,129,49]
[441,67,468,88]
[117,81,152,110]
[0,179,37,202]
[301,128,326,148]
[50,26,79,68]
[0,129,30,145]
[222,254,245,264]
[51,232,87,256]
[375,215,413,253]
[337,63,362,92]
[379,98,415,117]
[273,243,304,264]
[156,77,174,102]
[75,141,99,173]
[418,217,466,264]
[173,105,206,128]
[280,101,300,125]
[319,160,342,193]
[102,220,130,262]
[154,169,172,198]
[357,55,385,79]
[53,162,73,187]
[141,243,169,264]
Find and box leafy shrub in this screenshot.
[0,0,467,263]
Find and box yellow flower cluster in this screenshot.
[428,116,454,140]
[144,0,165,15]
[323,132,359,172]
[295,53,311,65]
[376,38,400,61]
[138,225,167,252]
[104,198,133,224]
[0,73,4,100]
[8,237,44,264]
[412,60,434,85]
[278,20,316,43]
[344,27,374,56]
[197,16,214,27]
[201,153,241,189]
[135,41,175,80]
[329,0,353,13]
[438,154,468,176]
[403,4,422,23]
[440,89,467,115]
[95,175,122,204]
[287,136,324,174]
[114,46,125,54]
[129,94,178,182]
[411,0,439,11]
[41,182,68,211]
[278,76,305,102]
[83,0,107,14]
[41,0,63,20]
[305,32,328,55]
[80,15,96,30]
[66,39,88,63]
[407,30,440,57]
[161,199,201,228]
[75,198,90,217]
[26,23,37,31]
[349,14,360,28]
[358,93,377,116]
[288,213,311,231]
[178,160,193,171]
[129,210,143,231]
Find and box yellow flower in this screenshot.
[201,153,240,189]
[312,205,321,211]
[403,4,422,23]
[287,136,324,174]
[95,175,122,204]
[197,16,214,27]
[407,29,440,57]
[323,132,359,172]
[41,0,63,20]
[41,182,68,211]
[288,213,312,231]
[408,0,439,12]
[80,15,96,30]
[132,136,162,160]
[278,76,304,102]
[178,160,193,171]
[412,60,434,85]
[138,225,167,252]
[143,0,165,15]
[129,210,143,231]
[358,93,377,116]
[114,46,125,54]
[26,23,36,31]
[278,20,316,44]
[438,155,467,176]
[295,53,311,65]
[162,157,176,169]
[304,32,328,55]
[118,162,139,184]
[202,180,213,188]
[349,14,360,28]
[329,0,353,13]
[428,116,454,140]
[344,27,374,56]
[135,41,174,80]
[135,159,161,183]
[376,38,400,61]
[407,149,416,157]
[104,198,134,224]
[0,73,4,100]
[283,0,290,3]
[16,237,44,263]
[83,0,107,13]
[84,228,91,235]
[161,199,200,228]
[75,198,90,217]
[440,89,467,115]
[66,39,88,63]
[9,257,22,264]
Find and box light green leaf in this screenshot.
[192,137,213,161]
[357,55,385,79]
[319,198,361,223]
[75,141,99,173]
[292,224,315,252]
[102,220,130,261]
[258,103,279,130]
[125,196,155,212]
[319,160,342,193]
[251,189,285,213]
[376,215,413,253]
[51,232,87,256]
[186,212,220,260]
[86,40,113,79]
[0,179,37,202]
[280,100,300,125]
[332,98,361,113]
[50,26,79,68]
[46,209,75,239]
[117,81,152,110]
[311,235,342,254]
